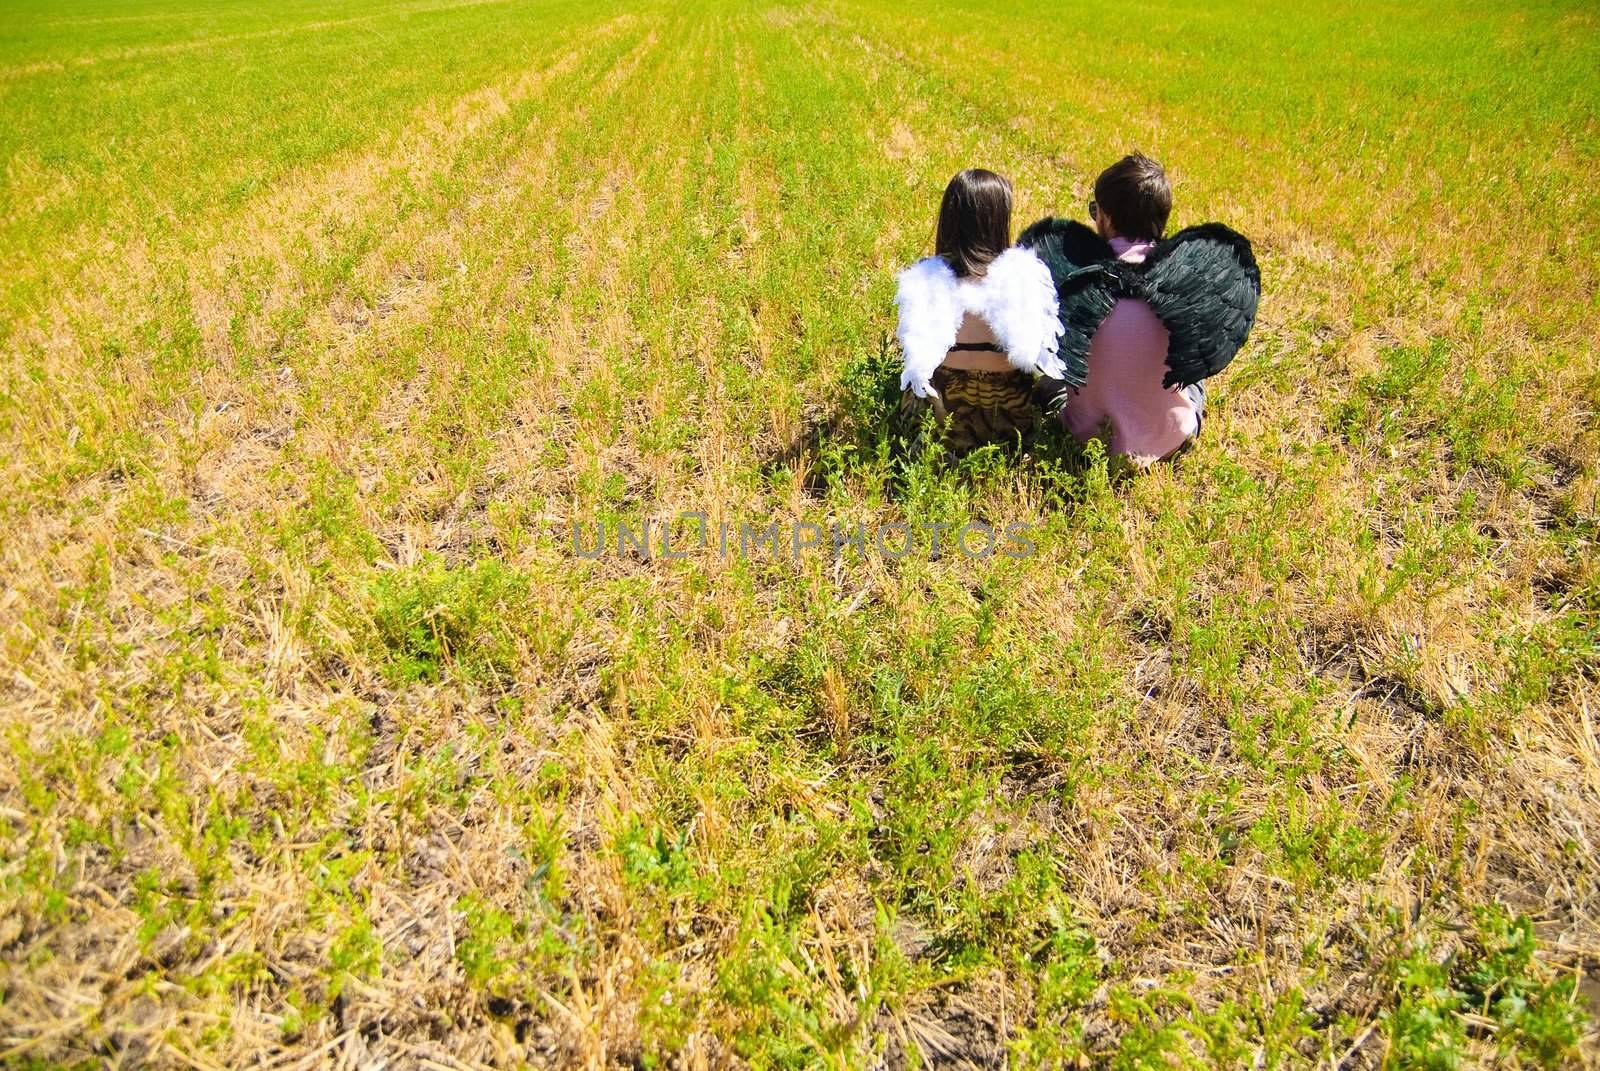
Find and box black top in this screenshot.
[948,341,1002,352]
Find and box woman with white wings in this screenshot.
[891,168,1067,456]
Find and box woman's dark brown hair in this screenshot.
[935,168,1013,277]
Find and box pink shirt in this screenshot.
[1060,237,1198,462]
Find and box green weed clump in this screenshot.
[369,557,529,684]
[1385,906,1587,1069]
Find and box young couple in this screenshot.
[893,154,1260,465]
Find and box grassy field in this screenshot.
[2,0,1598,1066]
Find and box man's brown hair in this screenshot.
[935,168,1013,277]
[1093,153,1171,240]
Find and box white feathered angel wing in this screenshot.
[969,247,1066,380]
[894,256,962,398]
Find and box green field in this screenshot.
[2,0,1598,1066]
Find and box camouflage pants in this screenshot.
[893,366,1038,457]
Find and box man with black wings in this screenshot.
[1020,154,1261,463]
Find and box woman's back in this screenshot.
[944,311,1013,373]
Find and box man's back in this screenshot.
[1060,236,1199,462]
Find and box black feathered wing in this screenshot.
[1017,216,1114,279]
[1016,217,1121,390]
[1138,223,1261,388]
